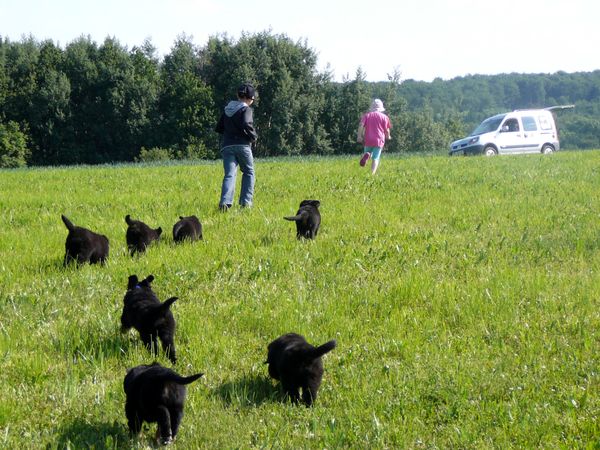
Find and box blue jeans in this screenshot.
[220,145,255,207]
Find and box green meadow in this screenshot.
[0,152,599,449]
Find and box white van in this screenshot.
[449,106,574,156]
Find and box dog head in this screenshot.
[127,274,154,291]
[300,200,320,209]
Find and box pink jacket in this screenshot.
[360,111,391,148]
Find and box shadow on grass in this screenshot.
[214,373,282,407]
[55,418,133,450]
[56,330,132,363]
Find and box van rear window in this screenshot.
[522,116,537,131]
[538,115,552,130]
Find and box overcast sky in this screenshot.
[1,0,598,82]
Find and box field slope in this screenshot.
[0,152,599,449]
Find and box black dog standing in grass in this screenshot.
[125,215,162,255]
[172,215,203,242]
[61,214,109,266]
[124,363,203,445]
[266,333,336,406]
[120,275,178,363]
[284,200,321,240]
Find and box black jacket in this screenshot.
[215,101,258,148]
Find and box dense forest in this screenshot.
[1,31,599,167]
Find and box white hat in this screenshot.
[370,98,385,112]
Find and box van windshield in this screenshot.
[469,114,506,136]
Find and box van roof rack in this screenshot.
[544,105,575,111]
[512,105,574,112]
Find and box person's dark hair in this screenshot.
[237,83,256,100]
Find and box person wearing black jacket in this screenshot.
[215,83,258,211]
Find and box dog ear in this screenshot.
[125,214,132,224]
[140,275,155,286]
[127,275,139,290]
[156,227,162,236]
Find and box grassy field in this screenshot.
[0,151,599,449]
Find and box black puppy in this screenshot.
[61,214,109,266]
[172,215,203,242]
[125,215,162,255]
[266,333,336,406]
[124,363,203,445]
[284,200,321,239]
[120,274,178,363]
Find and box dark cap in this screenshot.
[237,83,256,100]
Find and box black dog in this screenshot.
[172,215,202,242]
[120,274,178,363]
[266,333,336,406]
[61,214,109,266]
[124,363,203,445]
[125,215,162,255]
[284,200,321,239]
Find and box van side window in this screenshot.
[539,115,552,130]
[504,118,519,132]
[522,116,537,131]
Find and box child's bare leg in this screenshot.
[371,158,380,174]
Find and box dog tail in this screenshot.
[284,211,308,222]
[307,340,337,360]
[156,370,203,385]
[168,372,204,385]
[160,296,178,311]
[61,215,75,231]
[125,214,133,225]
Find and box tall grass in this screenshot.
[0,152,599,448]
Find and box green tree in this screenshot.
[199,31,330,157]
[560,114,600,149]
[333,68,371,154]
[158,35,215,159]
[122,40,161,159]
[61,36,161,163]
[29,40,70,164]
[2,36,40,124]
[0,37,8,115]
[61,36,101,163]
[0,120,29,167]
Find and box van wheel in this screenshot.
[483,146,497,156]
[542,144,554,154]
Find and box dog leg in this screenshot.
[282,381,300,404]
[155,406,173,445]
[140,333,157,355]
[63,253,73,267]
[302,383,319,407]
[169,408,184,440]
[76,253,88,265]
[125,401,142,436]
[159,332,177,363]
[151,334,160,356]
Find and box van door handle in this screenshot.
[524,134,528,138]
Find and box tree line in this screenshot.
[1,31,599,168]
